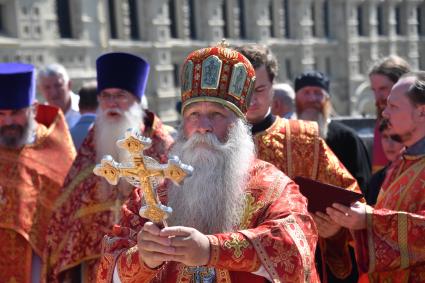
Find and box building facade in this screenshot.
[0,0,424,124]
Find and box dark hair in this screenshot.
[402,71,425,106]
[234,44,278,83]
[368,55,411,83]
[378,119,390,133]
[78,81,98,112]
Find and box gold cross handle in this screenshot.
[93,128,193,224]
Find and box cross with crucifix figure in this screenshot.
[93,128,193,225]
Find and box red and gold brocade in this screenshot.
[96,159,320,283]
[254,117,361,279]
[0,105,76,283]
[45,111,174,282]
[353,154,425,282]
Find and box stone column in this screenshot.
[296,0,315,71]
[244,0,272,40]
[195,0,224,41]
[142,0,178,123]
[405,0,420,69]
[367,0,379,62]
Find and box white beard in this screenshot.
[167,118,255,234]
[94,103,144,163]
[94,103,144,204]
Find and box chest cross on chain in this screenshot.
[93,128,193,224]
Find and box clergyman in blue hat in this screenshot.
[0,63,76,282]
[45,52,174,282]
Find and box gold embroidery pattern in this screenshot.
[223,233,249,261]
[239,193,263,229]
[241,229,281,283]
[279,216,312,282]
[312,135,320,179]
[215,268,232,283]
[397,212,409,269]
[366,205,376,272]
[264,172,288,204]
[285,119,293,178]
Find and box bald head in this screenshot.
[271,83,295,118]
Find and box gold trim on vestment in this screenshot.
[53,165,96,209]
[279,216,312,282]
[395,159,425,209]
[312,127,320,179]
[285,119,293,178]
[366,205,376,272]
[241,229,282,283]
[378,158,425,208]
[398,212,409,269]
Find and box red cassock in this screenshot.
[0,105,76,283]
[96,159,320,283]
[253,117,361,280]
[353,153,425,282]
[45,110,174,282]
[372,123,389,173]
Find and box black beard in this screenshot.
[0,125,25,148]
[390,134,403,143]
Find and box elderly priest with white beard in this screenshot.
[96,44,319,283]
[45,52,174,282]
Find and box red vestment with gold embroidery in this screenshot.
[353,153,425,282]
[96,159,320,283]
[372,124,389,173]
[0,105,76,283]
[254,117,361,280]
[45,111,174,282]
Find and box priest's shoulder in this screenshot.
[269,117,319,138]
[249,159,292,188]
[286,118,319,138]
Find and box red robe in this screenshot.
[0,105,76,283]
[45,110,174,282]
[254,117,361,280]
[372,124,389,173]
[96,159,320,283]
[353,153,425,282]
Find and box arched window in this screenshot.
[56,0,72,38]
[377,4,385,36]
[283,0,290,38]
[108,0,118,39]
[128,0,140,39]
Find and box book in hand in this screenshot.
[294,176,363,213]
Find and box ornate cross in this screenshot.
[223,233,249,260]
[93,128,193,224]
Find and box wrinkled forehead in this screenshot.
[183,101,234,115]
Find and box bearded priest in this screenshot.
[0,63,75,282]
[45,52,174,282]
[96,44,319,282]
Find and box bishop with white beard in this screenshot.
[45,52,174,283]
[97,44,320,283]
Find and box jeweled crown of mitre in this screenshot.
[180,40,256,118]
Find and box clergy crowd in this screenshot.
[0,41,424,283]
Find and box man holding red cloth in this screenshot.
[0,63,75,282]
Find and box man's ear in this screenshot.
[417,104,425,120]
